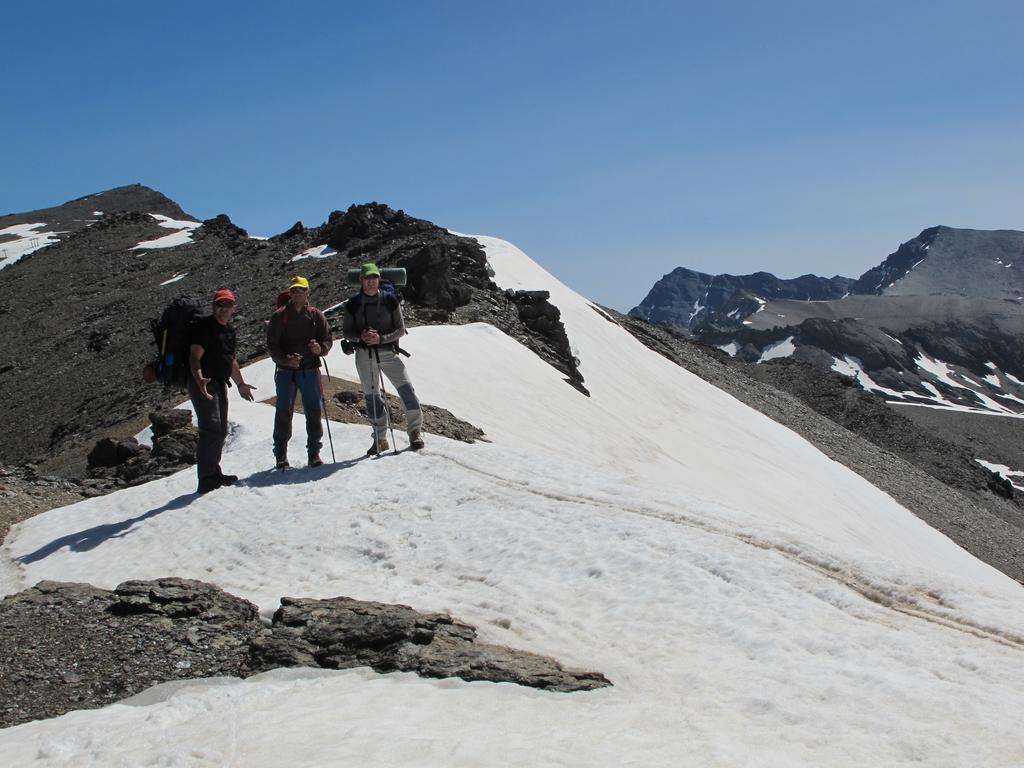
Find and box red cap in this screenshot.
[213,289,236,304]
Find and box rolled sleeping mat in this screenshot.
[346,267,407,287]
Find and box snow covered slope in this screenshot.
[2,237,1024,766]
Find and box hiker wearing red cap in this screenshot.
[188,288,256,494]
[267,275,333,468]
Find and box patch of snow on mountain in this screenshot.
[131,214,202,250]
[916,353,970,390]
[159,273,188,286]
[977,459,1024,492]
[718,342,739,356]
[290,244,337,262]
[759,336,795,362]
[0,223,61,269]
[831,356,909,399]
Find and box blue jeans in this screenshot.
[273,368,323,458]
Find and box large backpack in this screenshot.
[148,296,206,386]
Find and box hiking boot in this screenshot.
[366,436,389,456]
[275,457,290,470]
[217,473,238,485]
[409,430,425,451]
[308,453,324,468]
[197,476,222,494]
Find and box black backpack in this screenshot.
[148,297,205,386]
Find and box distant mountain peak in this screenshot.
[853,226,1024,300]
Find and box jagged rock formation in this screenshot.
[0,190,588,472]
[0,578,610,728]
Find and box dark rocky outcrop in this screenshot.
[0,579,261,728]
[0,579,610,728]
[508,290,587,394]
[83,410,197,491]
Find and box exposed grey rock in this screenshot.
[0,578,261,728]
[250,596,610,692]
[0,580,610,728]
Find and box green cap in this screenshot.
[360,262,381,278]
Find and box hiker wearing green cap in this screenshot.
[189,289,257,493]
[342,262,424,454]
[267,275,333,468]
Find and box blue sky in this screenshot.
[4,0,1022,309]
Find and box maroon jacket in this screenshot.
[266,303,333,370]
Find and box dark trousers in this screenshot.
[273,368,323,458]
[188,378,229,481]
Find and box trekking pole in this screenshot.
[366,347,381,450]
[373,346,399,454]
[319,359,336,463]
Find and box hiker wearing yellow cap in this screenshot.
[267,275,333,468]
[342,262,424,454]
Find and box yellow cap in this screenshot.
[289,276,310,290]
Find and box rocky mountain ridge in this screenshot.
[630,226,1024,417]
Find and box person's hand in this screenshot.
[196,375,213,401]
[286,353,302,369]
[238,383,257,402]
[308,340,322,355]
[361,328,380,346]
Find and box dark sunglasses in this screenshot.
[215,300,235,308]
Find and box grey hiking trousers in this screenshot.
[355,346,422,438]
[188,377,229,481]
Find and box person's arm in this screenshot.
[230,359,256,401]
[379,302,408,345]
[189,344,213,400]
[318,311,333,355]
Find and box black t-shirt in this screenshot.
[190,315,236,382]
